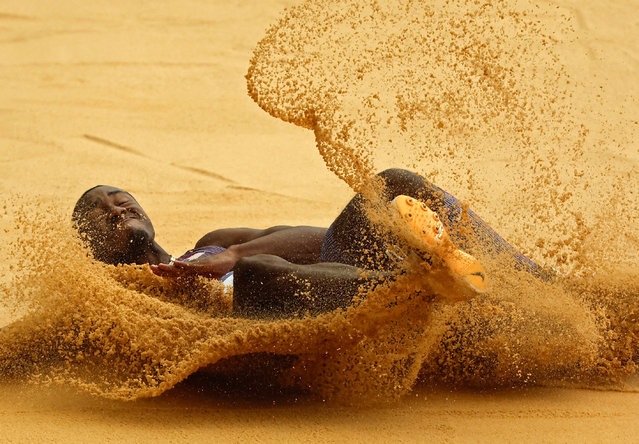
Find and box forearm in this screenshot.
[227,226,327,264]
[195,226,292,248]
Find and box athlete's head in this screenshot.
[72,185,155,265]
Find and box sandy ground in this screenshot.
[2,382,639,443]
[1,0,638,442]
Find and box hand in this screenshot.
[151,248,240,279]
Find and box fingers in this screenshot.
[170,261,194,270]
[150,261,220,279]
[150,262,193,277]
[150,263,175,277]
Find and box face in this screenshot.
[74,186,155,264]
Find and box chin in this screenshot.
[126,226,153,248]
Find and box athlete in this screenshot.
[72,169,545,318]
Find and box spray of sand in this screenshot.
[246,0,639,386]
[1,0,638,402]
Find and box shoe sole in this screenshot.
[392,195,487,299]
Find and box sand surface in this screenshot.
[1,0,638,442]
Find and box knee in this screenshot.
[234,254,294,280]
[376,168,436,196]
[377,168,433,186]
[235,254,276,274]
[377,168,413,182]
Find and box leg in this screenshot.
[232,254,387,319]
[320,169,428,270]
[323,168,547,277]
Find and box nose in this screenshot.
[108,203,126,222]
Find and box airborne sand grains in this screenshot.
[247,0,638,276]
[0,0,638,403]
[247,0,639,386]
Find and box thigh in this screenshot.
[232,254,383,319]
[322,169,448,270]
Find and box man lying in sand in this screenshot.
[73,169,545,318]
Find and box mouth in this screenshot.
[115,213,139,227]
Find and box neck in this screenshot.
[125,240,172,266]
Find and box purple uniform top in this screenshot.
[173,245,234,286]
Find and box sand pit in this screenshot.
[1,0,638,441]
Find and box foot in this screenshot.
[391,195,487,298]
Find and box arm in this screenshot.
[151,226,328,279]
[195,226,294,249]
[224,226,327,264]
